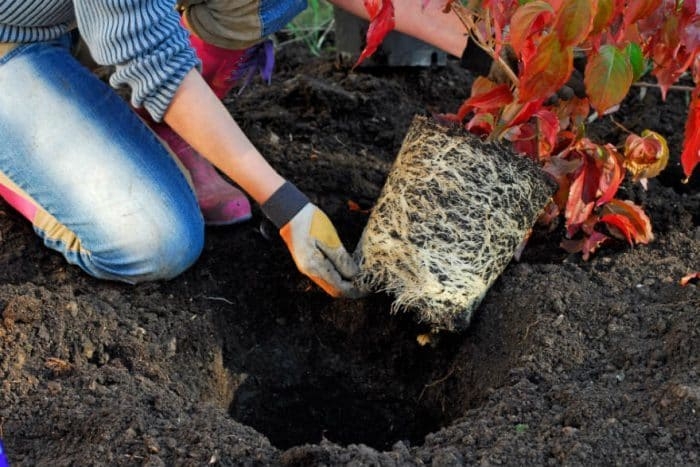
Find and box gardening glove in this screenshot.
[261,181,363,298]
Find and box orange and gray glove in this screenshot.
[261,181,362,298]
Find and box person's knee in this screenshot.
[76,214,205,284]
[122,219,203,283]
[137,218,205,281]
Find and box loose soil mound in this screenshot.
[1,40,698,466]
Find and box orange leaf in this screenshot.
[590,0,616,36]
[554,0,597,46]
[347,200,370,214]
[355,0,395,68]
[543,155,580,211]
[584,44,633,115]
[623,0,662,28]
[519,34,573,103]
[555,96,591,130]
[509,1,555,55]
[623,130,670,182]
[681,89,700,179]
[680,272,700,286]
[600,199,653,245]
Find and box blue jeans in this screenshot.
[0,34,204,283]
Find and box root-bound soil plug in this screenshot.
[355,115,556,332]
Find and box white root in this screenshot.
[354,116,555,332]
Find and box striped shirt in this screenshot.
[0,0,304,121]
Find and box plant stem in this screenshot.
[450,3,520,87]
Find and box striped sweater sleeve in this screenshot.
[74,0,199,122]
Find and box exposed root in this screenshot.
[355,115,555,332]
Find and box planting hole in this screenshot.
[220,294,515,450]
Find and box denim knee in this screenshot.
[61,209,205,284]
[41,205,204,284]
[0,35,206,284]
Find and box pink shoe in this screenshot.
[153,122,252,226]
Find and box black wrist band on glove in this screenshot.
[260,181,310,229]
[460,39,494,77]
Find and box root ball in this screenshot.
[355,115,555,332]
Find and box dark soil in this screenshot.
[1,38,699,466]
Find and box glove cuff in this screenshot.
[260,181,310,229]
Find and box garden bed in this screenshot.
[0,41,698,465]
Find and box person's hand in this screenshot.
[261,181,362,298]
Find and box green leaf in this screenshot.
[584,45,633,115]
[515,423,529,433]
[591,0,615,35]
[624,43,646,81]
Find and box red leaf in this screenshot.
[595,144,624,206]
[508,123,538,156]
[599,213,635,244]
[508,109,561,158]
[681,89,700,179]
[565,155,599,236]
[347,200,371,214]
[355,0,395,68]
[519,34,573,103]
[649,16,695,99]
[509,1,555,55]
[533,108,560,156]
[363,0,381,17]
[544,155,579,212]
[600,199,654,245]
[501,98,545,128]
[466,112,496,136]
[623,0,662,28]
[454,81,513,121]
